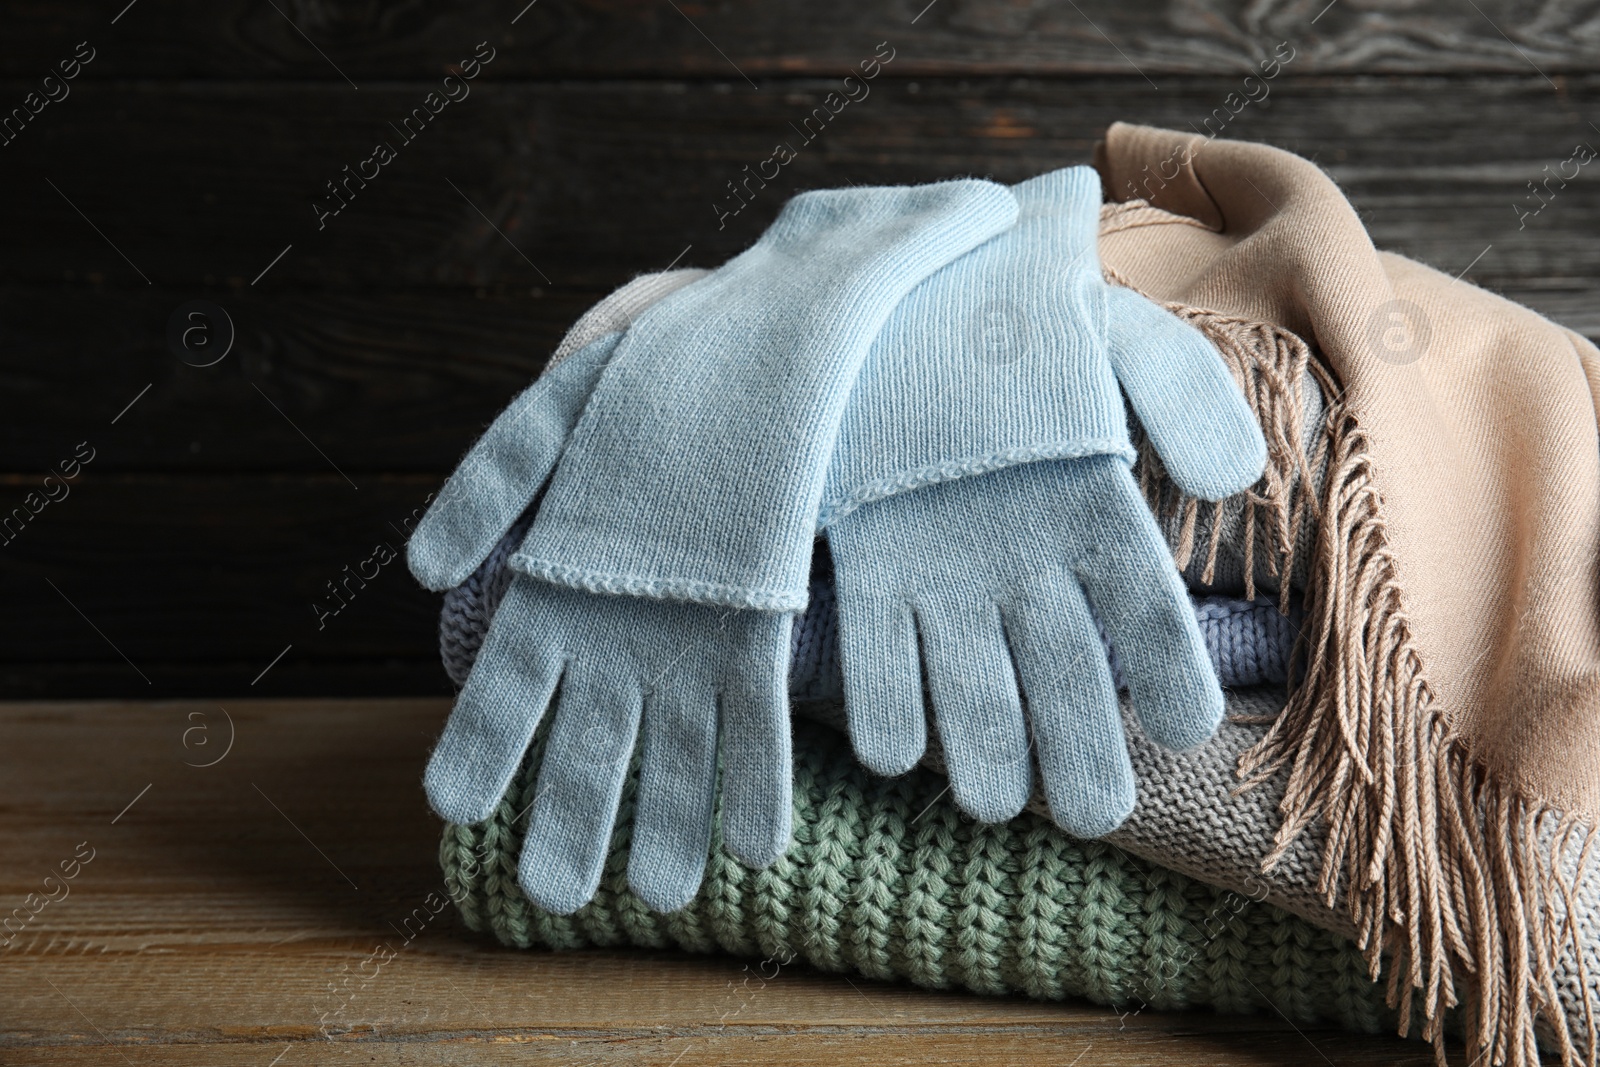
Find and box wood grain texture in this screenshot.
[0,1037,1441,1066]
[2,78,1598,291]
[0,476,446,684]
[0,699,1435,1065]
[0,286,596,471]
[2,0,1597,78]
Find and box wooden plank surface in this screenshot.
[2,0,1598,78]
[0,698,1435,1065]
[0,476,440,664]
[0,287,593,471]
[1,78,1598,291]
[1,0,1596,700]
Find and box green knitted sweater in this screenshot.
[441,716,1400,1032]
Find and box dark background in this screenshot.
[1,0,1595,698]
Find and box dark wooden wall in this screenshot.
[2,0,1597,698]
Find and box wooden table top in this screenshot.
[0,699,1435,1064]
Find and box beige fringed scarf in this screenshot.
[1094,123,1600,1066]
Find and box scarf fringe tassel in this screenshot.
[1130,297,1600,1067]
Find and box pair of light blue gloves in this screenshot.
[407,167,1267,917]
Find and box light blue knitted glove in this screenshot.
[821,166,1267,838]
[428,577,792,915]
[439,520,1303,701]
[408,332,624,593]
[409,180,1020,915]
[407,271,707,592]
[516,181,1018,612]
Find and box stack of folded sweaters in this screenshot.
[409,125,1600,1067]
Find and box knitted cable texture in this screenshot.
[441,713,1413,1033]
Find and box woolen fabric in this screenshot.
[412,180,1019,920]
[818,166,1264,837]
[1096,122,1600,1067]
[439,513,1300,714]
[516,180,1018,612]
[441,713,1418,1040]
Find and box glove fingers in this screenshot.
[519,671,643,915]
[1006,571,1136,838]
[407,334,621,591]
[836,585,927,777]
[628,683,718,913]
[918,596,1032,824]
[425,576,562,825]
[1072,458,1224,752]
[718,616,793,868]
[1102,285,1266,502]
